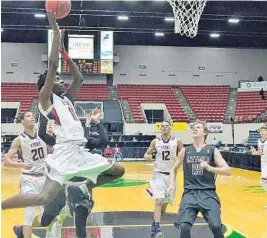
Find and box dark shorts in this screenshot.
[177,189,221,226]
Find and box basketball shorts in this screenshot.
[20,174,45,226]
[177,189,222,227]
[260,159,267,190]
[45,143,115,185]
[150,171,176,204]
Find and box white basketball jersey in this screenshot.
[154,135,178,173]
[258,139,267,161]
[19,132,47,174]
[38,94,86,144]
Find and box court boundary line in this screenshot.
[33,223,210,230]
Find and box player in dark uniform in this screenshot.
[168,121,231,238]
[14,110,109,238]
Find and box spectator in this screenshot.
[104,145,113,158]
[110,136,114,142]
[132,137,138,142]
[113,144,123,162]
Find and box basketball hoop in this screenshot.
[167,0,207,38]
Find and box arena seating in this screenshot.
[1,83,110,112]
[117,84,189,123]
[1,83,38,112]
[179,85,230,122]
[235,91,267,123]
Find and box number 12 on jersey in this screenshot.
[162,151,170,160]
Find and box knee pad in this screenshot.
[209,223,224,237]
[24,207,35,226]
[179,223,192,238]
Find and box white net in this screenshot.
[167,0,207,38]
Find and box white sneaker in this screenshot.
[45,230,54,238]
[52,221,62,238]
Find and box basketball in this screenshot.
[45,0,71,20]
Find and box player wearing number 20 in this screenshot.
[3,111,47,238]
[144,121,183,238]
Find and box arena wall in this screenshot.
[1,123,262,144]
[2,43,267,86]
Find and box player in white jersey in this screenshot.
[144,121,183,238]
[1,12,125,212]
[257,125,267,207]
[3,111,48,238]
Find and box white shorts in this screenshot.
[20,174,45,225]
[149,171,176,204]
[45,143,115,185]
[260,160,267,190]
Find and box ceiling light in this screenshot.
[117,16,129,21]
[165,17,174,22]
[155,32,165,37]
[34,13,46,18]
[228,18,240,24]
[210,33,220,38]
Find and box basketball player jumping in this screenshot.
[4,112,47,238]
[168,121,231,238]
[257,124,267,209]
[144,121,183,238]
[1,12,125,211]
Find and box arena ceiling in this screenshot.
[1,0,267,48]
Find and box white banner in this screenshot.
[68,35,94,59]
[239,81,267,92]
[101,31,113,60]
[190,122,223,133]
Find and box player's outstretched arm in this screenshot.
[4,137,31,169]
[168,148,185,195]
[144,139,156,160]
[60,29,83,101]
[200,148,231,176]
[39,12,60,111]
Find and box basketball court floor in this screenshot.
[1,162,267,238]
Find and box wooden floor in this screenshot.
[1,162,267,238]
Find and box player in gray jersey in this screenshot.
[168,121,231,238]
[4,111,47,238]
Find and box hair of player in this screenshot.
[260,124,267,130]
[192,120,209,141]
[161,120,172,126]
[19,111,31,122]
[37,70,60,91]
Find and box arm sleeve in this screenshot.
[86,123,109,150]
[38,116,56,147]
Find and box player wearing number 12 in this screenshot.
[144,121,183,238]
[3,111,47,238]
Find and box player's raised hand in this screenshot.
[59,29,66,52]
[47,11,60,33]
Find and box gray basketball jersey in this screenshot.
[19,132,47,174]
[183,145,216,190]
